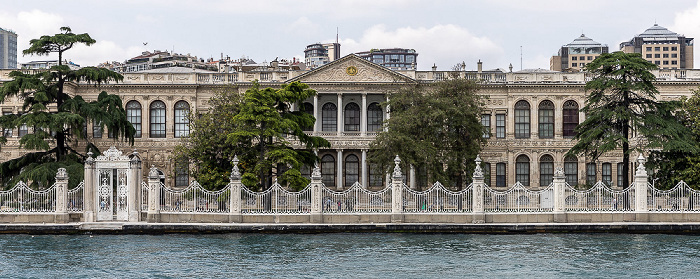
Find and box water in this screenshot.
[0,233,698,278]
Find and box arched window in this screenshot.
[564,155,578,186]
[126,101,142,138]
[563,100,579,137]
[496,163,506,187]
[538,100,554,139]
[369,163,383,187]
[344,103,360,132]
[321,155,335,187]
[367,102,383,132]
[344,154,359,187]
[516,155,530,186]
[514,100,530,138]
[302,102,314,131]
[174,101,190,138]
[539,155,554,186]
[149,101,166,138]
[322,103,337,131]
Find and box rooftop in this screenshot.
[564,34,605,48]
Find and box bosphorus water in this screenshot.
[1,233,699,278]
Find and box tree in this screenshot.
[567,51,697,189]
[369,78,486,189]
[228,81,330,191]
[0,27,135,189]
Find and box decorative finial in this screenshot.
[392,155,402,178]
[85,151,95,164]
[554,167,565,177]
[311,163,321,179]
[636,153,647,176]
[473,155,483,178]
[230,155,241,180]
[148,166,160,179]
[55,168,68,180]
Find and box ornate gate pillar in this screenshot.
[84,152,96,222]
[55,168,69,223]
[147,166,161,223]
[229,156,242,223]
[472,156,485,224]
[391,155,404,223]
[552,167,567,222]
[129,152,142,222]
[635,154,649,212]
[310,164,323,223]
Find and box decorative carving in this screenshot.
[392,155,402,178]
[230,155,241,181]
[149,166,160,179]
[473,155,483,179]
[56,168,68,180]
[85,151,95,165]
[311,163,321,179]
[554,167,565,178]
[636,153,647,176]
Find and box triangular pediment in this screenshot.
[288,54,417,84]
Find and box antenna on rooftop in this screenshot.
[520,46,523,70]
[336,27,339,44]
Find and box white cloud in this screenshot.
[339,24,503,71]
[70,41,143,67]
[0,9,65,60]
[286,17,320,37]
[671,0,700,68]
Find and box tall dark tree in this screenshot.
[0,27,135,188]
[567,51,696,189]
[369,78,486,189]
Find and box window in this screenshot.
[587,56,593,60]
[538,100,554,139]
[586,163,596,185]
[516,155,530,186]
[646,47,652,51]
[301,165,311,179]
[322,103,337,131]
[572,63,577,67]
[663,61,669,65]
[150,101,166,138]
[654,54,660,58]
[563,100,579,137]
[580,56,586,61]
[602,163,612,186]
[655,61,660,65]
[672,53,678,58]
[369,163,383,187]
[93,121,102,138]
[496,163,506,187]
[18,124,27,137]
[321,155,335,187]
[617,163,624,187]
[483,163,491,186]
[564,155,578,186]
[663,47,669,51]
[663,53,669,58]
[655,47,660,51]
[367,102,383,132]
[2,111,12,137]
[174,101,190,138]
[672,60,678,65]
[481,114,490,138]
[126,101,142,138]
[175,160,189,187]
[672,47,678,51]
[496,114,505,138]
[572,56,577,61]
[646,54,652,58]
[514,100,530,138]
[302,102,314,131]
[344,155,359,187]
[344,103,360,132]
[540,155,554,186]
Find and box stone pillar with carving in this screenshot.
[310,163,323,223]
[472,156,485,223]
[553,166,567,222]
[635,154,648,213]
[147,166,161,223]
[129,151,142,222]
[83,151,96,222]
[391,155,404,223]
[55,168,69,223]
[229,156,242,223]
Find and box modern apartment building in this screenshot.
[550,34,608,71]
[355,48,418,70]
[0,27,18,69]
[620,24,694,69]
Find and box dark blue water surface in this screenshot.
[0,233,699,278]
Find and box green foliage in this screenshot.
[369,79,486,189]
[0,27,135,189]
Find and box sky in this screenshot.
[2,0,700,71]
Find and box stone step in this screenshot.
[81,222,124,230]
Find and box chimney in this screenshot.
[477,59,483,74]
[432,63,437,71]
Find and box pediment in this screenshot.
[288,54,416,84]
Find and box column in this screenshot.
[337,94,343,137]
[409,165,416,189]
[128,152,142,222]
[361,149,368,188]
[361,93,367,137]
[313,95,319,135]
[229,156,242,223]
[553,166,566,222]
[635,154,648,212]
[336,149,343,190]
[310,164,323,223]
[83,151,96,222]
[391,155,404,223]
[472,156,485,223]
[147,166,161,223]
[55,168,69,223]
[384,95,390,132]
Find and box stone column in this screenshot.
[313,95,319,135]
[391,155,404,223]
[553,166,567,222]
[472,156,485,223]
[337,93,343,137]
[409,165,416,190]
[55,168,69,223]
[147,166,161,223]
[310,164,323,223]
[229,156,242,223]
[336,149,343,190]
[128,152,142,222]
[635,154,649,219]
[361,149,367,188]
[361,93,367,137]
[83,151,96,222]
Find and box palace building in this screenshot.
[2,54,700,190]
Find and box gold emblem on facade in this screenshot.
[346,66,358,76]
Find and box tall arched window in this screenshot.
[564,155,578,186]
[514,100,530,138]
[149,101,166,138]
[563,100,579,137]
[538,100,554,139]
[516,155,530,186]
[322,103,337,131]
[344,103,360,132]
[174,101,190,138]
[321,155,335,187]
[369,163,383,187]
[367,102,383,132]
[344,154,359,187]
[302,102,314,131]
[539,155,554,186]
[126,101,142,138]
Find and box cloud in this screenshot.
[0,9,65,59]
[286,17,320,37]
[339,24,503,71]
[70,41,143,67]
[671,0,700,67]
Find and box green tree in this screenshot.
[0,27,135,189]
[228,81,330,191]
[369,78,486,189]
[567,51,697,189]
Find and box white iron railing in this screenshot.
[241,182,312,214]
[648,181,700,212]
[0,181,57,212]
[67,181,84,212]
[160,181,230,213]
[564,181,635,212]
[484,182,554,212]
[402,182,473,213]
[141,181,149,211]
[322,182,392,213]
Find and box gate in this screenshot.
[92,147,141,222]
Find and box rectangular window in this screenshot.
[654,54,661,58]
[483,163,491,186]
[655,61,661,65]
[671,53,678,58]
[481,114,490,138]
[2,111,12,137]
[18,124,28,137]
[655,47,661,51]
[571,63,577,67]
[602,163,612,186]
[672,60,678,65]
[586,163,596,185]
[496,114,505,138]
[93,122,102,138]
[587,56,593,60]
[617,163,624,188]
[663,53,669,58]
[571,56,577,61]
[496,163,506,187]
[646,47,652,51]
[663,61,669,65]
[672,46,678,51]
[663,47,669,51]
[564,161,578,186]
[646,54,652,58]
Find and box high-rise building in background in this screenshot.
[304,42,341,69]
[0,27,18,69]
[620,24,694,69]
[550,34,608,72]
[355,48,418,70]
